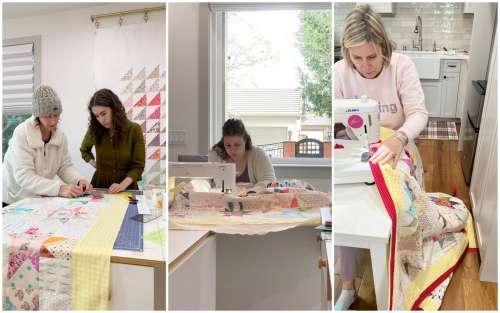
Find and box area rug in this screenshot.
[419,121,459,140]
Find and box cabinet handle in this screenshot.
[448,65,457,68]
[444,75,447,79]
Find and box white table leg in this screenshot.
[370,242,389,310]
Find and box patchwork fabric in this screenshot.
[3,195,129,310]
[5,260,39,310]
[169,180,329,235]
[39,258,72,310]
[370,128,474,310]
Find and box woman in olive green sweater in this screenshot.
[80,89,145,193]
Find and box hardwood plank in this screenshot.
[351,250,376,310]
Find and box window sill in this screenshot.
[271,158,332,168]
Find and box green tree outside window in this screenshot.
[297,10,332,118]
[3,114,31,160]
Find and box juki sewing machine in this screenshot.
[168,162,236,193]
[334,96,380,184]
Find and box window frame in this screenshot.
[209,3,332,166]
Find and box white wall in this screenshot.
[168,3,210,162]
[3,3,165,179]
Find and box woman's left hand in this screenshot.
[369,136,404,169]
[108,177,133,194]
[108,183,126,194]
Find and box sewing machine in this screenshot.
[168,162,236,193]
[334,96,380,184]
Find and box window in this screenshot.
[2,36,41,159]
[210,3,332,166]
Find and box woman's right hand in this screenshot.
[89,159,97,168]
[59,184,84,198]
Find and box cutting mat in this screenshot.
[113,202,144,251]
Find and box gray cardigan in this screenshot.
[208,146,276,189]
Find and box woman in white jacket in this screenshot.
[209,118,276,191]
[2,85,92,206]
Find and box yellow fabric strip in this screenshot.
[379,163,403,308]
[465,214,477,249]
[71,194,129,310]
[419,295,440,311]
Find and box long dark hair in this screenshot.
[88,88,128,145]
[212,118,253,160]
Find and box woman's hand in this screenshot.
[369,136,404,169]
[108,183,126,194]
[59,184,84,198]
[108,177,133,194]
[78,179,93,193]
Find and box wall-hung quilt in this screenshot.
[93,20,166,188]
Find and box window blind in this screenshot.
[3,43,34,115]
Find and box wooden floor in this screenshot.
[335,134,498,310]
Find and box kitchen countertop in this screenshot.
[398,50,469,60]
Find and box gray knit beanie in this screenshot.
[32,85,62,117]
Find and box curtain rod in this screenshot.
[90,5,165,23]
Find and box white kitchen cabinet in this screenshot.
[440,72,460,117]
[421,80,442,117]
[357,2,393,14]
[419,58,467,118]
[440,60,461,117]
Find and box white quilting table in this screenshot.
[3,196,166,310]
[334,183,391,310]
[168,230,216,310]
[169,225,324,310]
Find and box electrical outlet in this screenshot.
[169,130,186,145]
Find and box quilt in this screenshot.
[3,194,129,310]
[370,128,476,310]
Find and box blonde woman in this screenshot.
[334,4,428,310]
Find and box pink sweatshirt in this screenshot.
[334,52,428,142]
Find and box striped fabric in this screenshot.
[71,194,129,310]
[419,120,459,140]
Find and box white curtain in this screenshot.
[93,20,166,188]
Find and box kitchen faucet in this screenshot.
[412,16,423,51]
